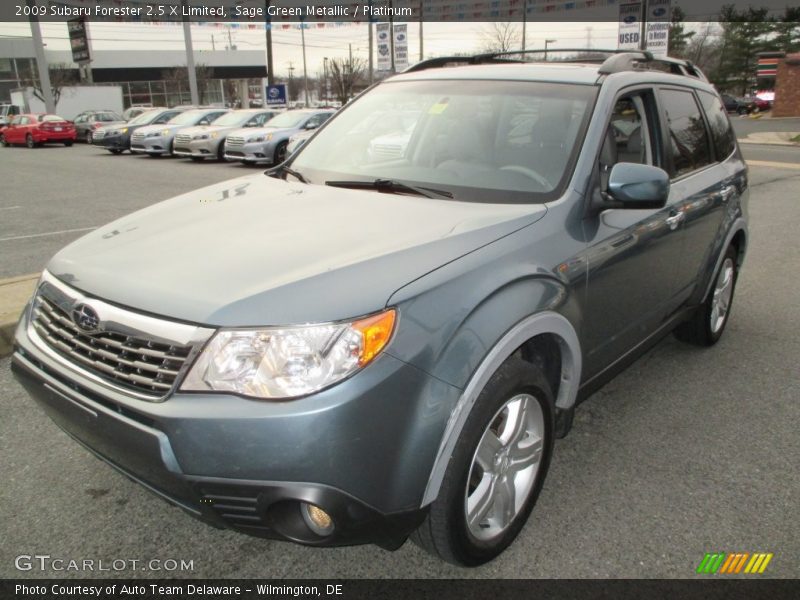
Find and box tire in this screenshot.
[85,130,93,144]
[274,141,288,165]
[412,355,555,566]
[64,141,73,147]
[0,133,7,147]
[190,156,204,162]
[108,149,123,155]
[737,107,748,115]
[26,134,35,148]
[674,245,738,346]
[217,141,226,161]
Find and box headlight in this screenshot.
[247,136,265,143]
[181,309,396,399]
[162,129,171,136]
[119,127,128,134]
[211,132,219,139]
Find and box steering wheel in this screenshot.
[500,165,551,189]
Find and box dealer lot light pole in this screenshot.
[28,0,55,113]
[181,0,200,106]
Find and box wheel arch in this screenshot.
[420,311,582,507]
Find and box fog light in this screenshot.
[301,503,334,537]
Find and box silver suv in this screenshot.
[12,50,747,566]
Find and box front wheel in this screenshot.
[108,149,123,155]
[64,141,73,147]
[85,130,93,144]
[26,134,35,148]
[674,245,738,346]
[274,141,288,165]
[412,355,554,566]
[0,133,7,147]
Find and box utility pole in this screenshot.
[264,0,274,85]
[28,0,55,113]
[522,0,527,51]
[419,0,424,61]
[640,0,649,51]
[368,1,374,84]
[300,21,310,106]
[181,0,199,106]
[323,57,328,104]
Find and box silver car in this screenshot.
[173,109,282,162]
[224,109,334,165]
[130,108,230,157]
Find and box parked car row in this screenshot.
[0,106,336,169]
[720,93,772,115]
[93,106,335,166]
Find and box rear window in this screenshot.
[40,115,66,122]
[697,91,736,160]
[660,88,712,178]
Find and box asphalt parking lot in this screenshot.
[1,140,799,579]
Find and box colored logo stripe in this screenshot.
[697,552,773,574]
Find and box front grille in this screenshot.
[131,132,145,143]
[93,130,106,140]
[31,295,193,398]
[176,133,191,144]
[226,136,245,147]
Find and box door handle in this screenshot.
[719,185,736,202]
[665,211,685,230]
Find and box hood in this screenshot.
[179,124,240,137]
[47,175,547,327]
[135,123,183,136]
[231,125,296,138]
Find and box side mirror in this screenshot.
[606,163,670,209]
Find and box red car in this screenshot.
[0,113,76,148]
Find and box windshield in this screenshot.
[264,112,307,129]
[129,110,160,125]
[95,112,122,122]
[40,115,67,122]
[292,80,596,203]
[211,111,258,127]
[168,110,213,126]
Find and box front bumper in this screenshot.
[224,141,275,164]
[131,136,174,155]
[96,133,130,151]
[173,138,221,159]
[11,301,456,548]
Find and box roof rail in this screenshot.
[404,48,707,81]
[598,51,708,81]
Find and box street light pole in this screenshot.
[300,21,309,106]
[264,0,274,85]
[181,0,199,106]
[28,0,55,113]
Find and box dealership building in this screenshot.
[1,38,268,107]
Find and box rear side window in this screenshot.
[660,89,712,178]
[697,91,736,160]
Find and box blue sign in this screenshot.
[266,84,287,106]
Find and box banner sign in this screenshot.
[67,18,91,63]
[393,24,408,71]
[376,22,391,71]
[645,0,671,58]
[618,2,642,50]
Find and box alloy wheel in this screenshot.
[710,257,735,334]
[465,393,545,541]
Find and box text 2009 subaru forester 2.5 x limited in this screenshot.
[12,51,747,566]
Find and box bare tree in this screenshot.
[161,63,215,104]
[685,23,722,78]
[19,62,78,107]
[329,56,367,105]
[479,22,522,53]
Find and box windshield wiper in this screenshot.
[325,178,453,199]
[265,164,308,183]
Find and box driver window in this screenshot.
[599,94,653,188]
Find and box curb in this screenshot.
[0,273,39,359]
